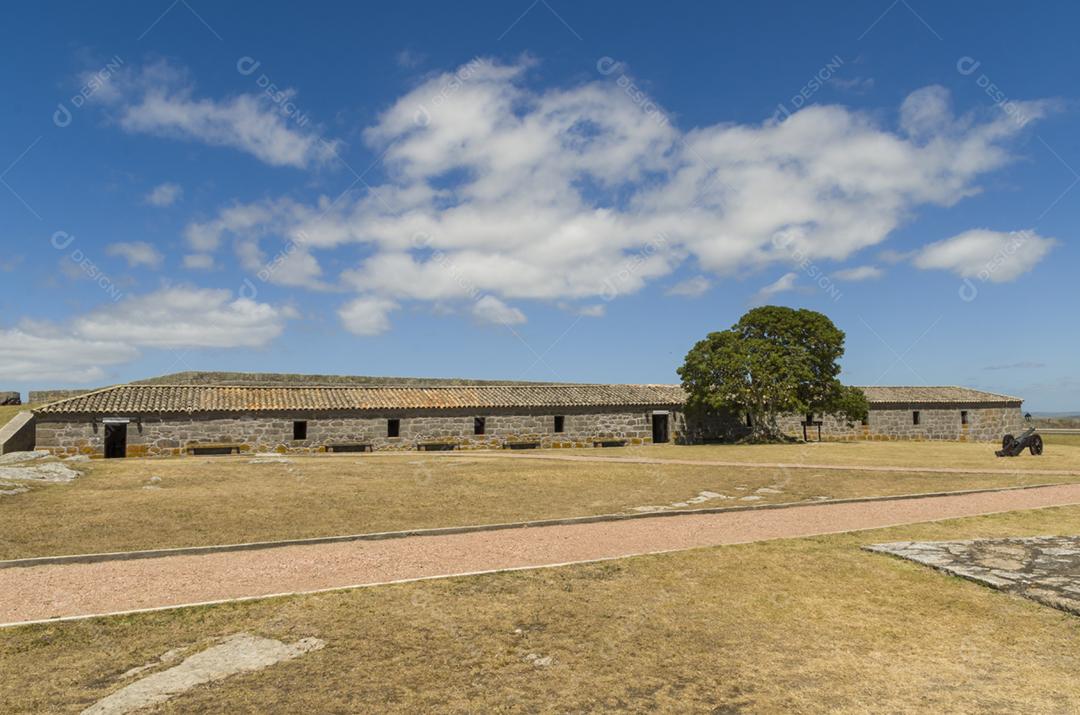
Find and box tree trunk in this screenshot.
[740,411,788,443]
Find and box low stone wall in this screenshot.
[0,411,36,455]
[34,406,677,458]
[28,389,99,405]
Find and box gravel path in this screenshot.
[5,483,1080,626]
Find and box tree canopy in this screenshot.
[678,306,869,441]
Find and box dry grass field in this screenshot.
[1045,432,1080,448]
[587,436,1080,471]
[0,403,36,426]
[4,504,1080,713]
[2,442,1078,559]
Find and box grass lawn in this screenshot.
[0,403,36,427]
[585,438,1080,471]
[1045,432,1080,448]
[4,505,1080,712]
[3,448,1079,560]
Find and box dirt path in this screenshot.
[5,483,1080,627]
[416,450,1080,477]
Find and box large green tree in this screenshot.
[678,306,869,441]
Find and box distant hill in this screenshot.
[131,371,569,387]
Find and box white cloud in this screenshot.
[899,85,954,139]
[106,241,164,269]
[184,201,282,252]
[237,241,331,291]
[144,182,182,207]
[0,286,293,383]
[181,59,1049,333]
[983,361,1045,371]
[89,61,338,169]
[556,302,606,317]
[832,265,883,281]
[879,249,914,264]
[472,295,526,325]
[0,255,24,272]
[0,328,137,384]
[339,296,398,336]
[183,253,216,270]
[183,201,333,288]
[831,76,874,93]
[752,272,799,303]
[396,49,425,68]
[74,286,290,348]
[576,304,606,317]
[912,229,1056,282]
[666,275,711,297]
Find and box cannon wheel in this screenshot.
[1002,434,1016,451]
[1030,434,1044,456]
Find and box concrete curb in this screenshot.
[1,480,1074,570]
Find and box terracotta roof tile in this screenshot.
[35,383,688,414]
[33,383,1022,415]
[856,386,1022,405]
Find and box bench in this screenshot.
[504,441,540,450]
[418,442,457,451]
[187,444,243,456]
[593,439,627,448]
[327,444,373,453]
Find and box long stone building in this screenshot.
[776,386,1025,442]
[30,381,1024,458]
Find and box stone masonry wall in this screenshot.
[682,405,1024,443]
[34,406,677,458]
[773,406,1024,442]
[33,403,1026,458]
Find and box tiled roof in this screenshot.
[33,383,1022,415]
[35,383,688,414]
[857,386,1022,405]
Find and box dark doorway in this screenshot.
[104,423,127,459]
[651,413,669,444]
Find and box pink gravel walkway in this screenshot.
[5,483,1080,627]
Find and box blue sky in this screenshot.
[1,1,1076,409]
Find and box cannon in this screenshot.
[996,426,1044,457]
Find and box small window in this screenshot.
[805,413,814,424]
[745,413,753,428]
[960,410,968,426]
[474,417,486,435]
[861,414,870,426]
[387,418,400,438]
[293,420,308,440]
[912,411,921,426]
[554,415,565,433]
